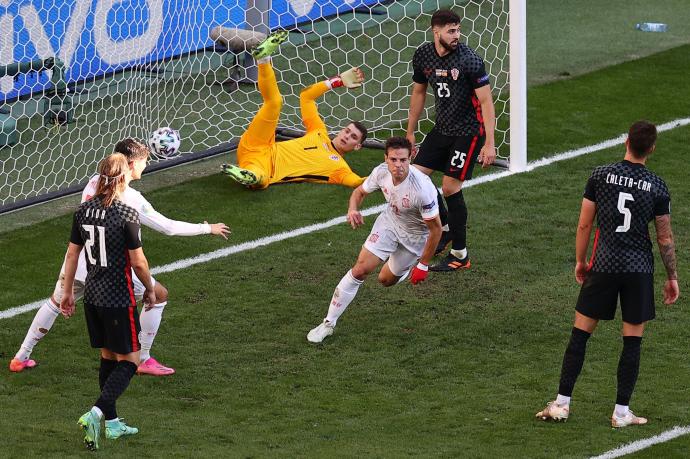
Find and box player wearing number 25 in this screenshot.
[536,121,679,428]
[406,9,497,272]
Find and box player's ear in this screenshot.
[354,143,362,151]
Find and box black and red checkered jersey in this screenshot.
[412,42,490,137]
[70,195,142,307]
[584,160,670,274]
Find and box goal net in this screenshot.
[0,0,521,212]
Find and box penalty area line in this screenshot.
[1,116,689,322]
[590,425,690,459]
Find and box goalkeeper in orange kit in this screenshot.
[221,31,368,189]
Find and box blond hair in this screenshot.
[94,153,129,207]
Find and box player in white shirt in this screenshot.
[10,139,230,375]
[307,137,442,343]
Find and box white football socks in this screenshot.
[14,299,60,361]
[555,394,571,406]
[614,404,629,417]
[256,56,271,65]
[138,301,166,363]
[450,248,468,260]
[325,270,363,326]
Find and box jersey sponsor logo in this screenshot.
[476,74,490,84]
[435,69,448,77]
[402,197,410,208]
[368,233,379,243]
[329,154,340,161]
[451,68,459,81]
[422,202,436,211]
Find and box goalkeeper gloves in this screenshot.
[410,262,429,285]
[327,67,364,89]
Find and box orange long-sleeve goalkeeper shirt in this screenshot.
[269,82,364,188]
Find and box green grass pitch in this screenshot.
[1,3,690,458]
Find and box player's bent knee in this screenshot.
[351,266,370,280]
[378,276,397,287]
[264,96,282,113]
[154,283,169,302]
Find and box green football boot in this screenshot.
[78,410,102,451]
[105,418,139,440]
[221,163,260,186]
[251,30,289,59]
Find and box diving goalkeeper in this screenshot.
[221,31,368,189]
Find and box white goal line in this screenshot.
[1,116,688,322]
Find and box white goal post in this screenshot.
[0,0,526,213]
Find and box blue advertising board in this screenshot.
[0,0,379,100]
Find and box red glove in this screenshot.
[410,262,429,285]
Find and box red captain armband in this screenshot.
[326,76,344,89]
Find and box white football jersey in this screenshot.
[70,175,211,281]
[362,164,439,238]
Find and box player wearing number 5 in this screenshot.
[61,154,155,450]
[536,121,679,428]
[406,9,496,271]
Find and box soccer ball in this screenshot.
[148,127,181,159]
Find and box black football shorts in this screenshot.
[414,128,484,181]
[575,271,655,324]
[84,303,141,354]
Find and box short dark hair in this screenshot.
[384,136,412,156]
[349,121,368,143]
[114,138,150,161]
[628,120,657,158]
[431,9,460,28]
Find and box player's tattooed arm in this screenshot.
[655,214,677,280]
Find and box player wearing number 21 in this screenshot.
[536,121,679,428]
[406,9,496,272]
[61,154,155,449]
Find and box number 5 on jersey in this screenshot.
[83,224,108,267]
[616,192,634,233]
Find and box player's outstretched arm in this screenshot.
[138,195,226,238]
[574,198,596,285]
[655,214,679,304]
[300,67,365,134]
[346,185,369,229]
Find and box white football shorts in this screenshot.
[363,214,426,277]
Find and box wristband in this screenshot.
[326,76,344,89]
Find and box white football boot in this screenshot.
[536,401,570,422]
[611,410,647,428]
[307,320,335,343]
